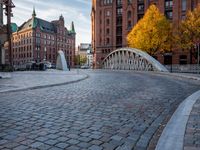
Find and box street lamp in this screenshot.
[194,43,200,74]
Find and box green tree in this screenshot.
[127,5,172,55]
[80,55,87,65]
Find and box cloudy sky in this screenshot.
[7,0,92,47]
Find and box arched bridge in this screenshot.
[102,47,168,72]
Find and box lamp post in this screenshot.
[194,43,200,74]
[197,43,199,74]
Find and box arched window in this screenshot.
[127,11,131,19]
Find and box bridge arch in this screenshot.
[102,47,168,72]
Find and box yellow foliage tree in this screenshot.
[127,5,172,55]
[178,4,200,50]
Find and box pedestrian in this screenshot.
[68,65,71,71]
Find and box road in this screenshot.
[0,70,199,150]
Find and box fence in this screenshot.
[165,64,200,73]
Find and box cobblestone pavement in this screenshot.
[0,70,200,150]
[0,69,86,92]
[184,98,200,150]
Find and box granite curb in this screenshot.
[157,72,200,81]
[0,74,89,93]
[155,90,200,150]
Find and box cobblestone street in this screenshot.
[0,70,200,150]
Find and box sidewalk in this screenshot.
[155,72,200,150]
[171,72,200,81]
[0,69,88,93]
[184,98,200,150]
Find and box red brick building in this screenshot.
[12,8,76,69]
[92,0,200,68]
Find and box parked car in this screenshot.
[81,65,89,69]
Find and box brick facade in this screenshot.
[12,9,76,69]
[92,0,200,68]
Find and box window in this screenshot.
[179,55,187,64]
[117,0,122,6]
[106,38,110,45]
[127,21,132,29]
[127,11,131,19]
[138,0,144,3]
[165,11,173,19]
[106,10,110,16]
[36,38,40,44]
[104,0,112,5]
[165,0,173,9]
[117,8,122,15]
[164,55,172,65]
[182,0,186,11]
[116,17,122,25]
[106,28,110,35]
[116,36,122,45]
[137,14,144,21]
[138,4,144,11]
[106,19,110,25]
[116,27,122,35]
[165,0,173,19]
[191,0,195,10]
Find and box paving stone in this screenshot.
[90,134,102,140]
[89,145,103,150]
[90,139,103,145]
[55,142,69,149]
[78,142,91,148]
[44,139,58,145]
[79,136,92,142]
[36,136,49,142]
[0,140,8,145]
[13,145,29,150]
[67,139,80,145]
[37,143,52,150]
[111,135,123,141]
[56,136,69,142]
[31,142,44,148]
[67,145,81,150]
[0,70,199,150]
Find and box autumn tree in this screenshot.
[177,4,200,56]
[75,55,87,65]
[127,5,172,55]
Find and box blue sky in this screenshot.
[9,0,91,47]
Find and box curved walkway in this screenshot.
[0,69,88,93]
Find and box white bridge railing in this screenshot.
[165,64,200,73]
[102,48,169,72]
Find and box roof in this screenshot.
[11,23,18,33]
[69,21,76,34]
[18,17,56,33]
[79,43,91,50]
[16,8,75,35]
